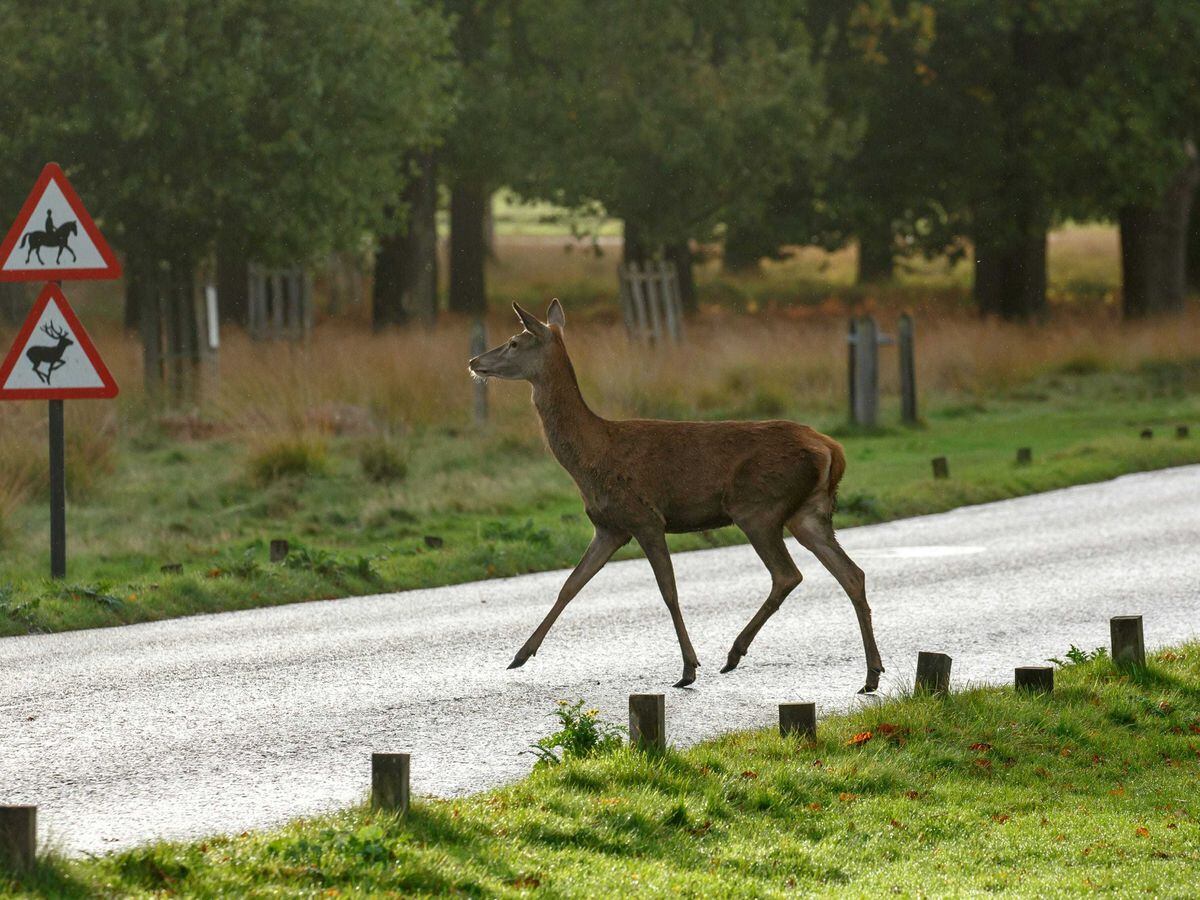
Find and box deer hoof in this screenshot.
[719,648,744,674]
[674,663,698,688]
[507,650,533,670]
[858,665,885,694]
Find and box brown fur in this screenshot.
[470,301,883,690]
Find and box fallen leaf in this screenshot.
[839,792,859,803]
[992,813,1010,824]
[904,790,920,800]
[1110,787,1125,797]
[811,759,824,768]
[1136,826,1150,838]
[877,723,898,735]
[740,770,759,780]
[848,731,873,747]
[969,742,992,752]
[974,758,992,770]
[890,819,904,829]
[808,802,822,812]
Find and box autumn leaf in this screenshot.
[740,770,759,780]
[848,731,873,747]
[1135,826,1150,838]
[992,813,1010,824]
[904,790,920,800]
[808,802,822,812]
[877,723,898,735]
[1110,786,1126,797]
[890,819,904,829]
[839,792,859,803]
[969,742,992,752]
[974,758,992,770]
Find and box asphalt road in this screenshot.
[3,466,1198,856]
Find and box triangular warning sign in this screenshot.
[0,162,122,281]
[0,283,118,399]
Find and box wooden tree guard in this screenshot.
[849,314,917,426]
[619,261,684,344]
[1015,666,1054,693]
[779,703,817,739]
[247,264,312,342]
[898,313,918,424]
[629,693,666,750]
[1110,616,1146,667]
[371,752,410,814]
[915,651,952,695]
[0,805,36,873]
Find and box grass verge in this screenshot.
[9,644,1200,896]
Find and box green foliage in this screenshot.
[358,438,409,484]
[480,518,551,547]
[284,547,380,584]
[249,437,328,484]
[526,700,626,767]
[1048,644,1110,668]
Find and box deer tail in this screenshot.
[821,436,847,515]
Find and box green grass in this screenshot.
[2,365,1199,638]
[10,644,1200,897]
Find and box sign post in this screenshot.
[0,163,121,579]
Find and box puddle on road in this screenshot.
[845,545,987,559]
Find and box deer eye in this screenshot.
[509,339,517,348]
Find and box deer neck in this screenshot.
[530,339,607,476]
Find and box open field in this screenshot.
[1,224,1198,635]
[9,643,1199,896]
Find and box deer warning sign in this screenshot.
[0,283,118,399]
[0,162,122,281]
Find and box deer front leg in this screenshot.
[508,525,629,670]
[636,530,701,688]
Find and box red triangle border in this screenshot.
[0,162,122,282]
[0,283,119,400]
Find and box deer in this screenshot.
[468,299,884,693]
[26,321,74,385]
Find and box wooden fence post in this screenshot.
[1016,447,1032,466]
[931,456,949,479]
[270,539,290,563]
[779,703,817,739]
[898,313,917,424]
[1014,666,1054,693]
[371,753,410,814]
[852,316,879,427]
[915,651,952,695]
[0,806,36,874]
[847,318,858,422]
[629,694,666,750]
[1110,616,1146,667]
[470,319,488,425]
[1177,425,1190,439]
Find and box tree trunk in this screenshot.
[664,241,697,314]
[133,254,164,402]
[973,222,1047,321]
[372,214,409,330]
[1187,199,1200,293]
[856,219,896,284]
[216,241,250,327]
[1120,149,1200,318]
[448,179,487,315]
[623,220,649,266]
[407,151,439,327]
[722,225,767,273]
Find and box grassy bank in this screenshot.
[2,357,1199,637]
[10,644,1200,896]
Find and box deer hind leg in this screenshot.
[636,529,701,688]
[788,510,884,693]
[721,519,803,674]
[509,525,629,670]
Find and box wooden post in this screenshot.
[1110,615,1146,667]
[1014,666,1054,693]
[618,265,635,337]
[898,312,917,424]
[628,263,650,343]
[371,752,410,814]
[629,693,665,750]
[160,563,183,575]
[779,703,816,739]
[847,318,858,422]
[1177,425,1190,439]
[645,267,663,344]
[269,539,289,563]
[0,806,36,874]
[914,651,952,695]
[931,456,949,479]
[1140,428,1153,439]
[852,316,878,427]
[1016,447,1032,466]
[470,318,488,425]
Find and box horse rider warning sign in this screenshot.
[0,162,122,281]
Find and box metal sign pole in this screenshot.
[48,396,65,578]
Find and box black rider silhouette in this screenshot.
[44,209,54,236]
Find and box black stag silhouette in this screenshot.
[20,220,78,265]
[26,321,74,384]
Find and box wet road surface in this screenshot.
[2,465,1198,855]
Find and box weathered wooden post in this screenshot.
[629,694,666,750]
[470,318,488,425]
[1177,425,1190,439]
[1016,447,1032,466]
[1014,666,1054,693]
[1140,428,1153,439]
[915,651,952,695]
[0,805,36,873]
[269,539,289,563]
[847,318,858,422]
[779,703,817,739]
[898,313,917,424]
[852,316,879,427]
[160,563,183,575]
[371,752,410,814]
[1110,616,1146,667]
[931,456,949,479]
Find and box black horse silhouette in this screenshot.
[26,321,74,384]
[19,220,78,265]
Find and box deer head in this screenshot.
[468,299,565,383]
[41,321,72,346]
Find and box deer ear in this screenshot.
[513,302,549,338]
[546,298,565,330]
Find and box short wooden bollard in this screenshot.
[1110,615,1146,667]
[371,753,410,814]
[779,703,817,739]
[1014,666,1054,693]
[159,563,183,575]
[629,694,666,750]
[0,805,36,874]
[1140,428,1153,439]
[1016,447,1032,466]
[931,456,949,479]
[269,539,290,563]
[1177,425,1190,439]
[915,651,952,695]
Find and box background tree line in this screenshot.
[1,0,1199,347]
